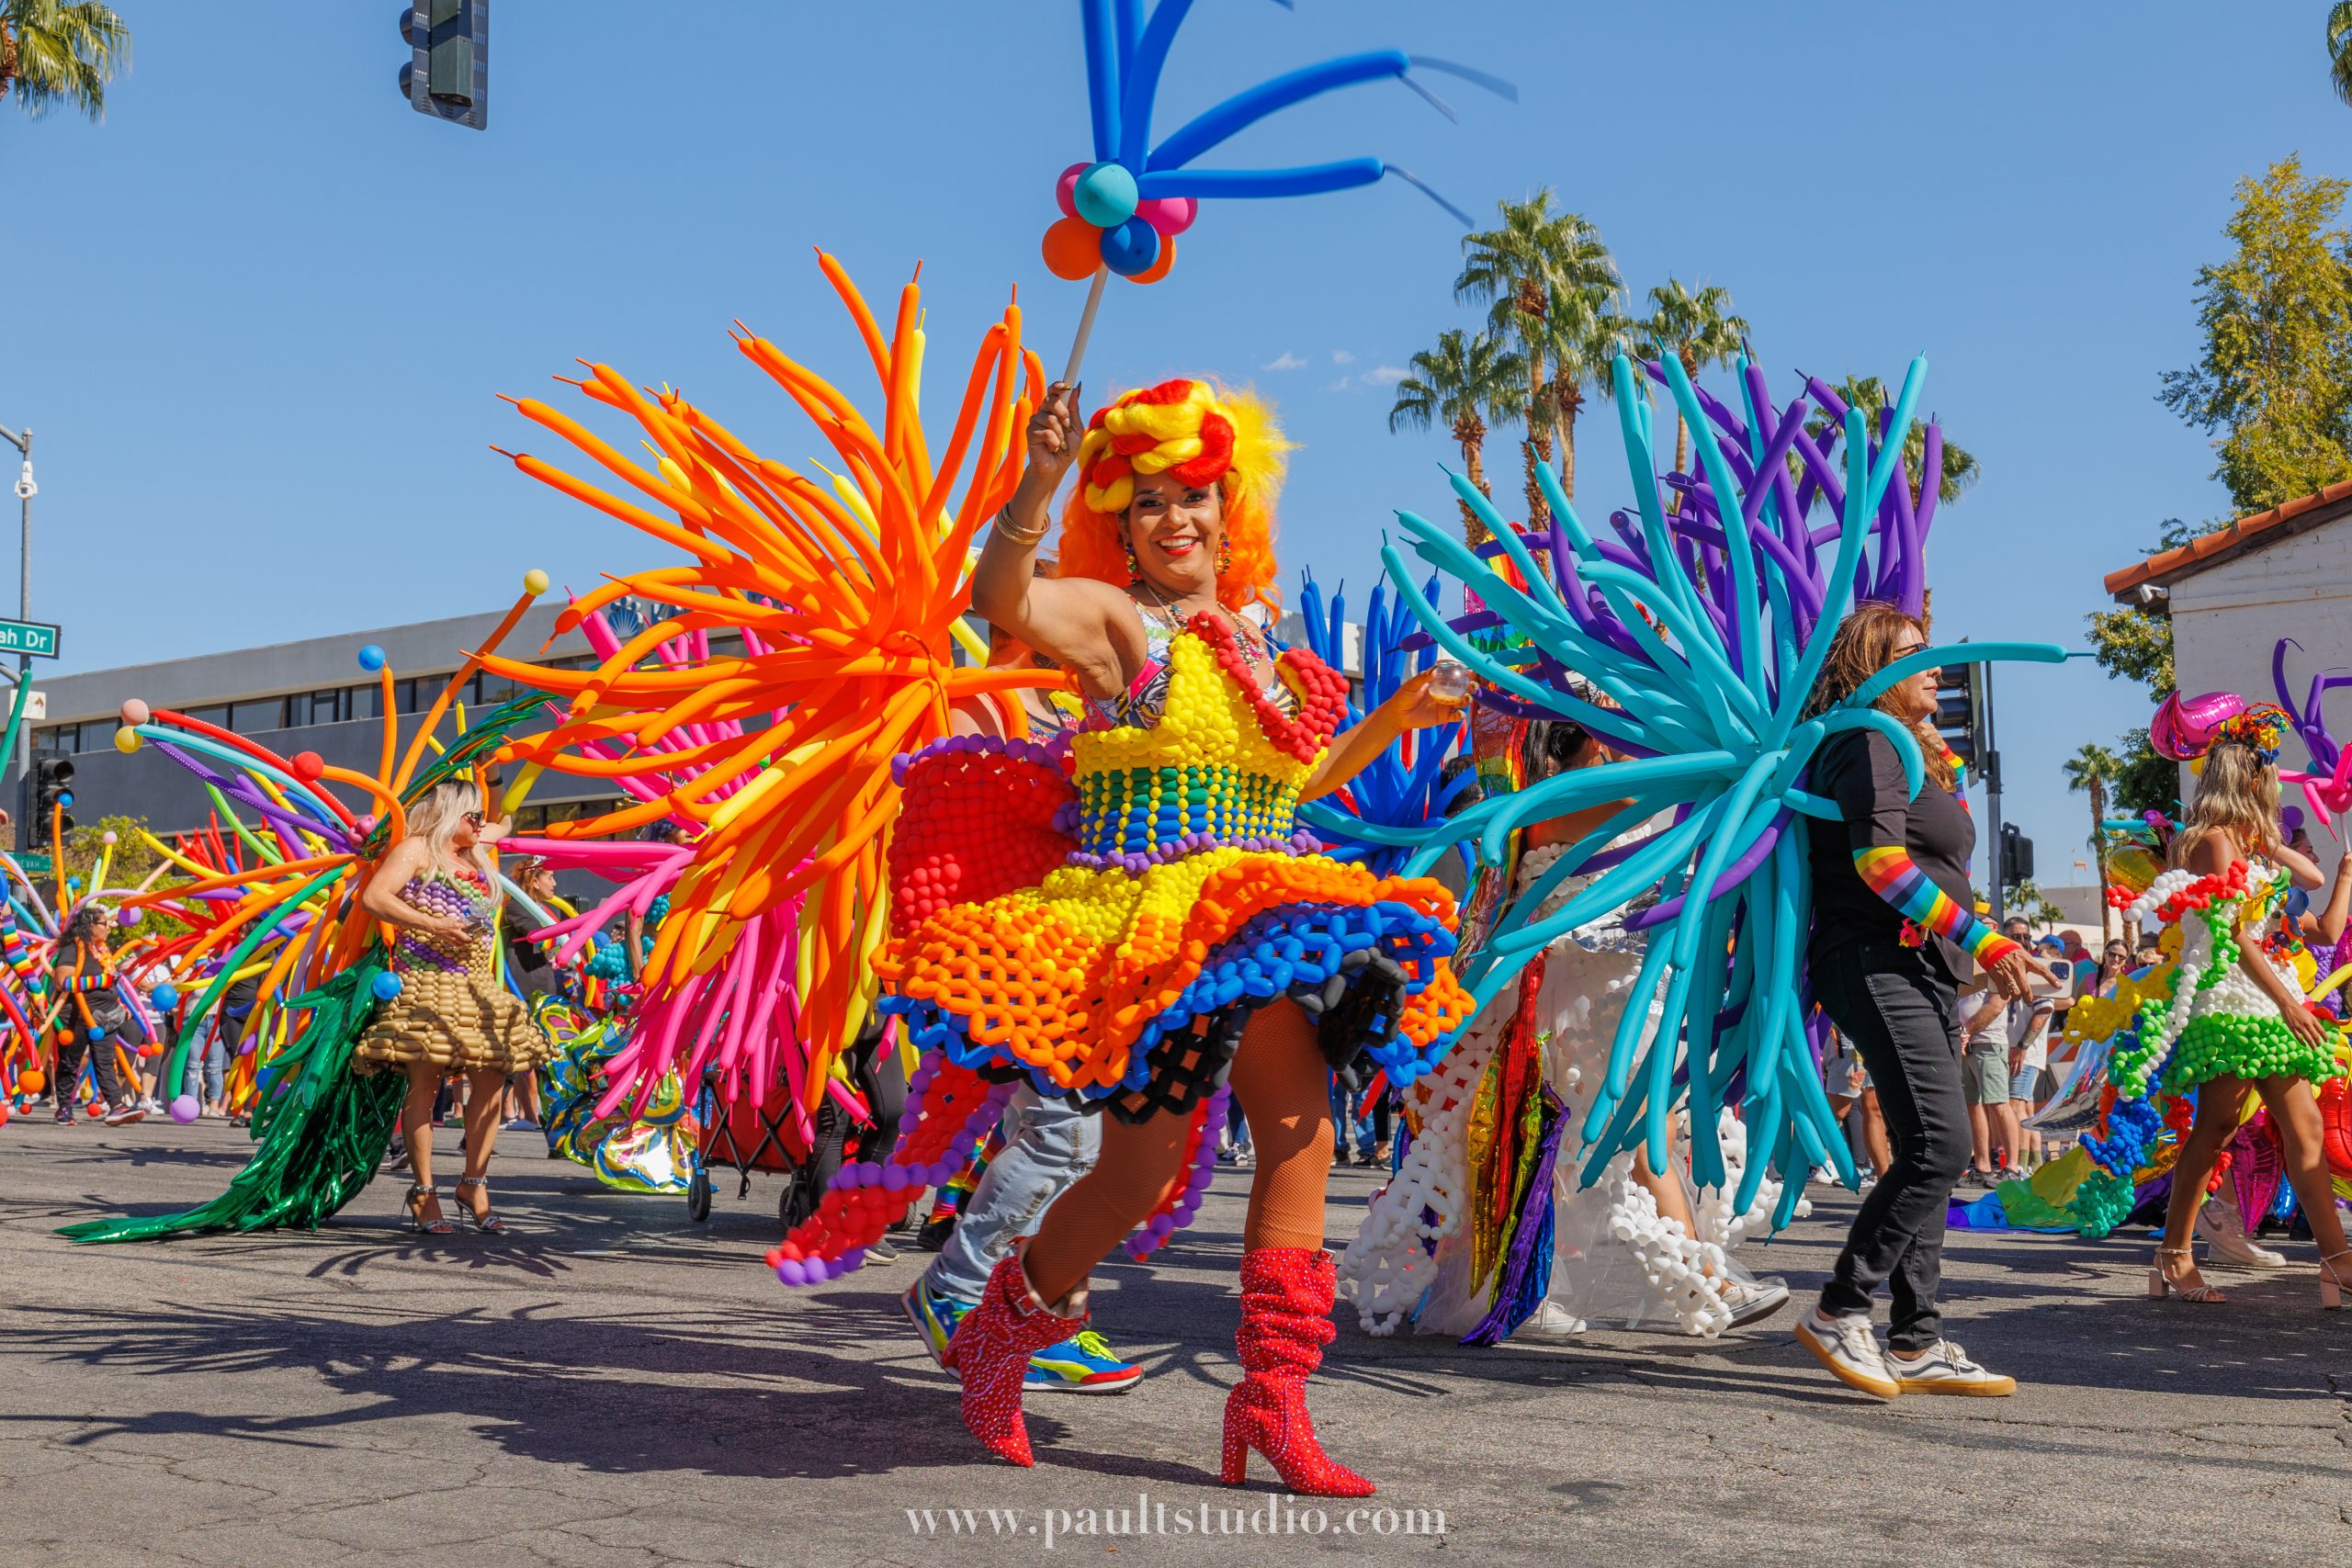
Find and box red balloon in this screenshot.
[291,750,326,781]
[1041,215,1103,281]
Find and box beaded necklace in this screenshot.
[1132,580,1270,681]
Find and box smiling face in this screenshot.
[1124,472,1225,599]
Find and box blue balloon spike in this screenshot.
[1295,565,1460,877]
[1385,353,2070,1224]
[1075,1,1508,228]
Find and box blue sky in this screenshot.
[5,2,2347,883]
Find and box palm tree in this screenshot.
[1542,279,1634,502]
[1454,194,1622,529]
[1388,329,1526,544]
[0,0,130,120]
[1639,279,1747,499]
[1805,375,1982,504]
[2063,741,2121,941]
[2331,2,2352,107]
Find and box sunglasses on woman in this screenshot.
[462,811,486,828]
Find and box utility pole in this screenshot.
[0,423,29,818]
[1978,660,2004,924]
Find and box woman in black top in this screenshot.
[1791,604,2051,1401]
[46,903,144,1127]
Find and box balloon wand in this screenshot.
[1036,15,1508,389]
[1062,266,1109,385]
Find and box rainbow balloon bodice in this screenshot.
[876,620,1471,1121]
[1069,627,1338,867]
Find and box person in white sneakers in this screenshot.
[1790,607,2047,1399]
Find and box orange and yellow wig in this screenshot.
[1056,378,1290,614]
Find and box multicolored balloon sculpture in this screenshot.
[1038,0,1506,284]
[1387,350,2068,1224]
[480,253,1060,1138]
[2271,638,2352,832]
[1041,0,1507,378]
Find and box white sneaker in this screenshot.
[1515,1299,1586,1339]
[2195,1198,2287,1269]
[1721,1276,1791,1328]
[1793,1307,1899,1400]
[1886,1337,2017,1396]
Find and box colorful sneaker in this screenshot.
[901,1275,969,1368]
[1024,1326,1141,1394]
[1886,1337,2017,1396]
[103,1101,147,1127]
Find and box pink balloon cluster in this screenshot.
[508,600,830,1144]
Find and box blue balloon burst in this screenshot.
[1388,350,2068,1227]
[1069,0,1510,227]
[1292,568,1466,877]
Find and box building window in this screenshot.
[394,676,442,716]
[294,687,352,727]
[182,704,231,731]
[34,723,78,758]
[230,698,289,736]
[519,797,626,832]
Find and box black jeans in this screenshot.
[52,1032,132,1111]
[1810,940,1971,1351]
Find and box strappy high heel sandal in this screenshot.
[454,1176,507,1235]
[2321,1249,2348,1311]
[2148,1246,2225,1303]
[404,1183,454,1235]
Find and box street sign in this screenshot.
[16,852,51,875]
[0,619,60,659]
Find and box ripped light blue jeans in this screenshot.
[925,1085,1102,1305]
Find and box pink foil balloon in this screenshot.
[2152,690,2246,761]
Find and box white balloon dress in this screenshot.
[1343,842,1803,1338]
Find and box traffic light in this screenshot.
[398,1,488,130]
[1933,663,1981,767]
[30,757,74,849]
[1999,822,2033,890]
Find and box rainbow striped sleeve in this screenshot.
[1853,846,2022,967]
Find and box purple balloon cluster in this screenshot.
[2272,637,2351,772]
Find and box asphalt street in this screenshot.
[3,1116,2346,1568]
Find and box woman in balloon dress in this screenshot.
[353,779,554,1235]
[892,377,1469,1495]
[1347,716,1792,1343]
[2121,697,2350,1307]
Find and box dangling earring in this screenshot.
[1124,540,1141,581]
[1216,537,1232,576]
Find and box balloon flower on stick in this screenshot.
[1041,0,1511,378]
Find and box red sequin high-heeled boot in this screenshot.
[942,1247,1088,1466]
[1219,1247,1375,1496]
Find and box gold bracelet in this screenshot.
[994,506,1049,545]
